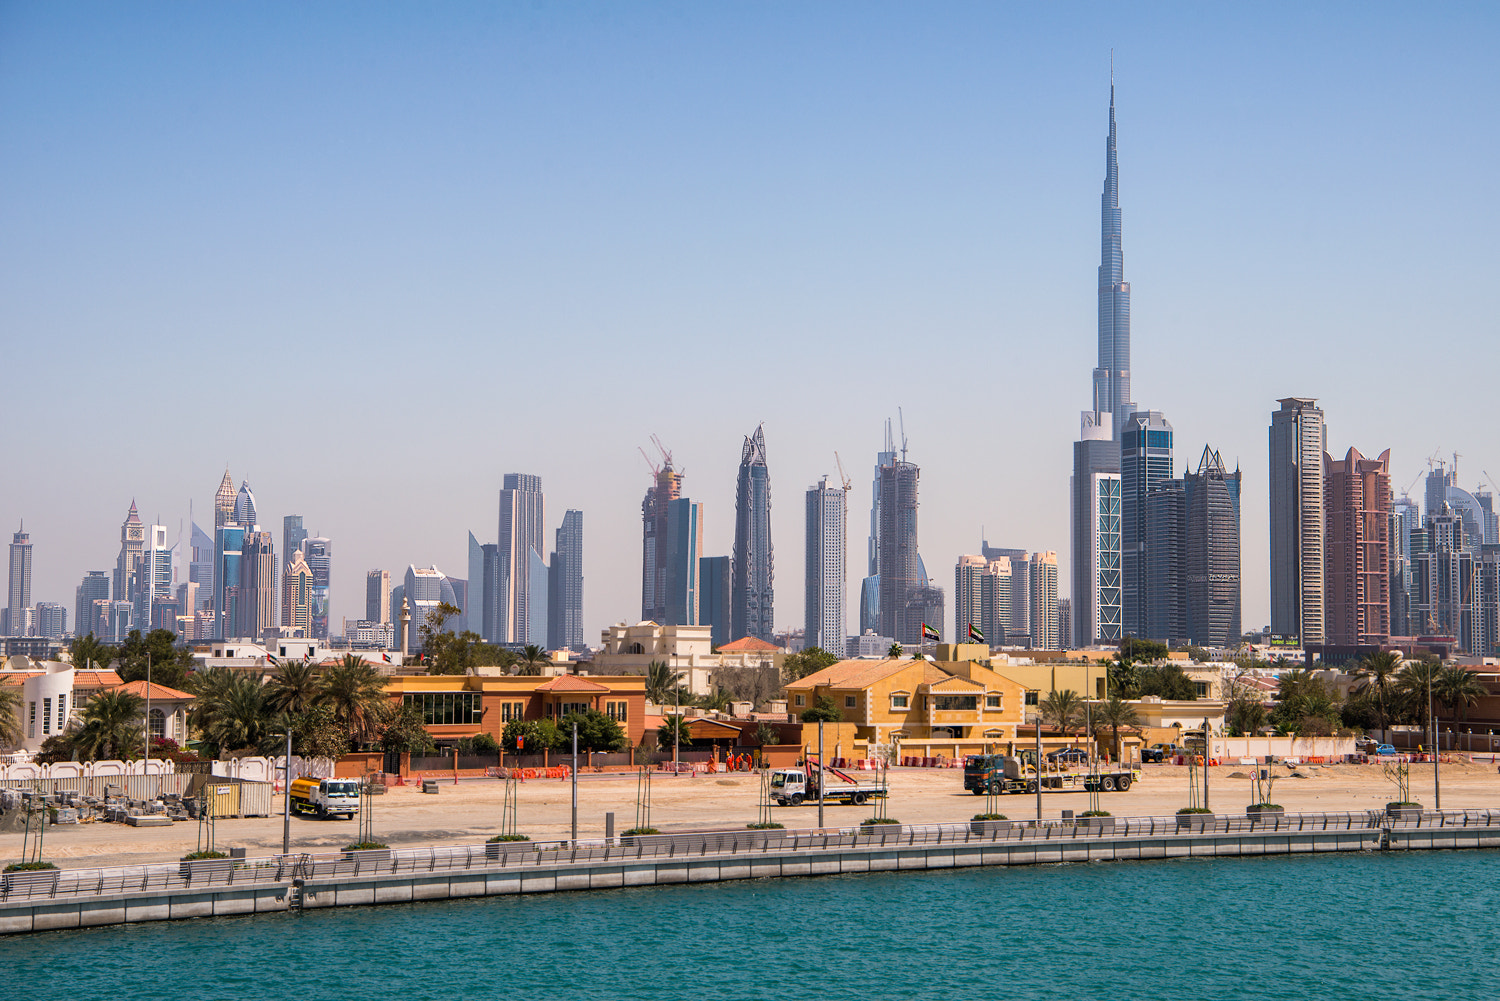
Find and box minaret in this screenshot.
[1091,72,1134,440]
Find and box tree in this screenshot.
[502,717,563,754]
[1270,669,1341,734]
[198,673,271,755]
[696,686,733,712]
[423,629,508,676]
[799,694,842,723]
[115,629,193,689]
[1395,660,1443,728]
[754,721,782,747]
[267,660,320,716]
[1434,664,1487,725]
[1108,659,1140,699]
[781,647,838,684]
[1119,636,1168,664]
[0,687,22,749]
[1091,696,1140,762]
[73,689,145,761]
[283,704,349,759]
[417,601,463,655]
[645,661,685,704]
[69,634,115,671]
[515,644,551,676]
[1040,689,1085,736]
[379,701,435,754]
[319,654,389,747]
[1351,650,1403,731]
[1136,663,1198,701]
[559,709,627,752]
[711,666,781,707]
[1228,697,1268,736]
[656,714,693,748]
[887,643,903,659]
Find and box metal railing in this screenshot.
[5,809,1499,904]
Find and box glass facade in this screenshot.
[404,692,482,727]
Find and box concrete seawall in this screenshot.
[2,812,1496,936]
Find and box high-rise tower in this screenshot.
[115,501,145,611]
[498,473,545,645]
[303,537,332,639]
[1121,410,1173,638]
[805,476,846,655]
[641,464,682,623]
[1324,446,1391,647]
[860,421,898,636]
[6,524,32,637]
[877,460,921,645]
[1269,398,1327,645]
[550,510,584,651]
[732,424,774,642]
[214,469,235,530]
[1093,77,1134,439]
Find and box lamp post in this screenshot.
[282,726,292,855]
[1202,716,1210,812]
[1030,711,1042,822]
[1429,674,1440,810]
[817,719,825,830]
[571,721,579,843]
[673,672,681,769]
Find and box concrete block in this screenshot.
[686,865,720,883]
[124,900,170,923]
[717,864,751,881]
[588,868,625,889]
[520,874,557,894]
[748,861,782,879]
[838,856,870,874]
[484,873,522,895]
[30,904,79,932]
[865,852,899,872]
[621,865,657,887]
[125,815,172,827]
[214,891,259,916]
[0,909,34,934]
[169,895,215,920]
[808,858,839,876]
[336,885,376,907]
[655,865,689,884]
[780,859,811,877]
[374,882,413,904]
[555,871,591,891]
[447,875,486,899]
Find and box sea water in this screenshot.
[5,850,1497,1000]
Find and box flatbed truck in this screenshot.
[770,760,888,807]
[963,754,1135,795]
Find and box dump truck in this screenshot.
[288,776,362,819]
[963,754,1135,794]
[770,760,888,807]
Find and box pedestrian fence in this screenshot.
[5,808,1499,905]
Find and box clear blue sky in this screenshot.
[3,3,1497,639]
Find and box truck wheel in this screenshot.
[1101,776,1117,792]
[988,781,1001,795]
[1117,776,1131,791]
[1025,780,1038,794]
[972,788,985,795]
[791,794,804,806]
[852,792,868,805]
[316,804,327,819]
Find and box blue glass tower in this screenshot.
[1121,410,1173,639]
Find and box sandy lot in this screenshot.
[9,760,1499,870]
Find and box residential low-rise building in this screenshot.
[383,672,648,747]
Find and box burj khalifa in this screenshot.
[1092,79,1134,438]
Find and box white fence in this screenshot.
[0,755,336,791]
[1207,735,1356,762]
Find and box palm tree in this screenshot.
[70,633,115,671]
[1091,696,1140,763]
[1434,664,1487,727]
[1396,660,1443,728]
[1352,650,1403,733]
[319,654,389,746]
[74,689,145,761]
[0,687,24,749]
[267,660,319,715]
[201,674,271,753]
[1041,689,1085,738]
[887,643,903,659]
[515,644,551,676]
[645,661,681,704]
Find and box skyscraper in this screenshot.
[498,473,545,645]
[214,469,235,529]
[732,424,774,642]
[213,523,245,638]
[1411,505,1476,650]
[114,501,145,609]
[641,464,682,623]
[139,524,175,632]
[1072,447,1122,648]
[1183,446,1243,647]
[664,497,703,626]
[76,571,110,639]
[1391,494,1420,636]
[805,476,846,655]
[699,556,731,648]
[1094,78,1135,440]
[1145,478,1187,644]
[1028,552,1060,651]
[549,510,584,651]
[34,603,65,639]
[366,569,391,624]
[1324,446,1391,647]
[955,555,1009,647]
[238,531,276,638]
[860,421,898,636]
[402,565,458,652]
[1269,398,1327,645]
[877,460,921,644]
[1121,410,1173,638]
[283,515,307,567]
[189,521,214,613]
[303,537,331,639]
[283,549,314,636]
[6,524,32,637]
[232,481,258,528]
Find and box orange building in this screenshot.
[383,673,647,746]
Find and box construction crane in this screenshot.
[834,452,852,493]
[638,446,659,478]
[897,407,908,462]
[650,434,674,471]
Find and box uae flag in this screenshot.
[382,653,392,663]
[921,623,940,642]
[267,654,280,667]
[968,623,984,643]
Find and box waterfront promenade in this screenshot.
[1,808,1497,936]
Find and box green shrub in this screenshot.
[344,841,389,851]
[1079,810,1112,817]
[3,861,57,872]
[180,850,229,861]
[746,822,785,830]
[622,827,660,836]
[860,817,900,826]
[486,834,530,842]
[972,814,1008,821]
[1176,807,1214,815]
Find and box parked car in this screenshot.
[1354,737,1378,753]
[1375,744,1396,756]
[1140,744,1168,762]
[1046,747,1090,764]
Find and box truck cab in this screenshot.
[769,769,813,804]
[289,777,362,819]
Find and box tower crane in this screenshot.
[650,434,675,471]
[638,446,659,478]
[834,452,852,493]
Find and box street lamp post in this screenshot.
[282,726,292,855]
[571,721,579,843]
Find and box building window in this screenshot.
[985,694,1001,709]
[500,701,524,723]
[149,708,166,739]
[795,695,805,707]
[933,695,978,712]
[844,696,857,709]
[402,692,482,726]
[1194,682,1209,698]
[57,695,67,733]
[28,701,35,739]
[1024,691,1039,706]
[606,701,628,722]
[42,697,51,735]
[555,701,590,718]
[890,694,909,709]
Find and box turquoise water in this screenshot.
[4,851,1497,1000]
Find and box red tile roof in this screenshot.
[717,637,781,652]
[109,680,195,701]
[534,675,612,693]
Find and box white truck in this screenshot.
[769,764,888,807]
[289,776,362,819]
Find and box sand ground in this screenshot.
[8,760,1498,870]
